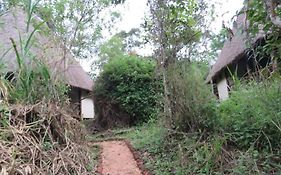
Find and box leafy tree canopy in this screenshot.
[246,0,281,61]
[0,0,125,59]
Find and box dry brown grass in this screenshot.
[0,101,94,175]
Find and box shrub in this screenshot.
[94,55,161,127]
[166,62,217,132]
[219,78,281,151]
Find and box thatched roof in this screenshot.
[0,7,93,91]
[51,59,94,91]
[206,13,264,83]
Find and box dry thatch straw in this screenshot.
[0,101,95,175]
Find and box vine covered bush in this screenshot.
[94,55,161,127]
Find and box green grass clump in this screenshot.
[124,123,228,175]
[219,79,281,151]
[122,120,281,174]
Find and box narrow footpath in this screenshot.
[96,141,143,175]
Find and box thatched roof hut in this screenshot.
[206,13,265,83]
[0,7,93,91]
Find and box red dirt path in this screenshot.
[97,141,143,175]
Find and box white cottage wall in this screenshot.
[81,90,94,119]
[217,76,229,101]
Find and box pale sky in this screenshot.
[80,0,244,72]
[212,0,245,31]
[116,0,244,33]
[117,0,148,32]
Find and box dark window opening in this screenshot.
[212,81,219,99]
[68,86,81,117]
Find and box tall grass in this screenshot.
[2,0,69,104]
[219,78,281,151]
[166,62,217,132]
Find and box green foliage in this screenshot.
[93,36,125,71]
[99,36,124,60]
[124,124,230,175]
[147,0,207,58]
[247,0,281,62]
[92,30,143,76]
[0,73,9,102]
[116,28,142,51]
[36,0,107,58]
[167,62,217,132]
[1,0,69,104]
[0,104,9,128]
[8,58,69,104]
[163,0,203,47]
[0,103,10,141]
[147,0,214,130]
[125,124,176,175]
[2,0,122,59]
[122,122,281,175]
[231,149,263,175]
[94,55,160,124]
[219,79,281,151]
[207,29,228,60]
[125,123,166,151]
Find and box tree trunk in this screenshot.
[162,66,173,125]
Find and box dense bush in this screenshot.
[219,78,281,151]
[94,55,160,126]
[167,62,217,132]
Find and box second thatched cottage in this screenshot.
[206,13,275,101]
[0,7,94,119]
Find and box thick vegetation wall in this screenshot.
[123,75,281,174]
[93,55,161,129]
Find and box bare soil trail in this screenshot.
[96,140,144,175]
